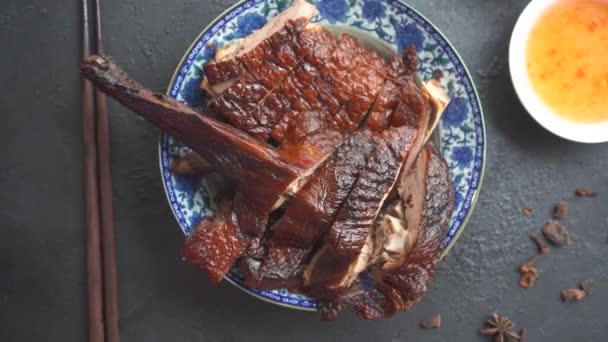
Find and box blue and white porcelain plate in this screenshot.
[159,0,486,311]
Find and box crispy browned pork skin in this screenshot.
[80,55,322,265]
[79,55,323,259]
[182,192,247,283]
[203,0,316,87]
[204,0,385,148]
[293,46,453,320]
[80,55,303,201]
[241,46,429,290]
[242,128,376,288]
[206,25,388,239]
[79,53,352,279]
[334,145,454,319]
[207,24,386,153]
[206,18,315,139]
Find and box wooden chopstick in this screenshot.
[92,0,120,341]
[81,0,105,341]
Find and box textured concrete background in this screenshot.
[1,0,607,341]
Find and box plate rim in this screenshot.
[158,0,487,310]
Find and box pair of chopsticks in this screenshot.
[81,0,119,341]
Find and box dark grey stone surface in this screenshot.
[1,0,607,341]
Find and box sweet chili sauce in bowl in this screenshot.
[510,0,608,143]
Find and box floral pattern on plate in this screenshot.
[160,0,486,311]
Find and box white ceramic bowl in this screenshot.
[509,0,608,143]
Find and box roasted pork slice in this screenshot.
[246,48,443,290]
[182,193,248,284]
[381,145,454,308]
[81,55,349,248]
[370,151,428,271]
[81,52,338,248]
[210,25,340,141]
[203,0,316,86]
[209,26,387,147]
[305,126,418,301]
[303,54,434,301]
[348,144,454,320]
[207,20,325,138]
[80,55,312,216]
[246,129,376,287]
[329,128,418,257]
[80,55,327,282]
[270,33,387,144]
[367,47,428,129]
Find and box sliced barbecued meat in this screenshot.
[380,146,453,309]
[370,149,429,271]
[301,47,434,305]
[211,31,388,238]
[243,47,446,292]
[80,55,304,209]
[345,144,454,320]
[305,126,418,301]
[80,54,336,268]
[203,0,316,87]
[244,129,376,287]
[209,24,387,151]
[82,1,455,317]
[207,19,317,139]
[181,192,248,284]
[80,55,330,258]
[270,33,387,144]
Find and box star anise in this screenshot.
[480,313,520,342]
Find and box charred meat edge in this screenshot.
[202,0,316,90]
[79,55,327,214]
[347,145,454,320]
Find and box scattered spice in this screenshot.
[542,220,571,246]
[575,187,598,197]
[553,202,569,220]
[522,207,534,217]
[480,313,520,342]
[579,278,594,294]
[519,267,538,289]
[519,254,543,289]
[520,254,543,273]
[519,328,528,342]
[420,313,442,329]
[561,288,586,302]
[530,233,551,254]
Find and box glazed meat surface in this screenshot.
[203,0,316,86]
[246,129,376,287]
[80,0,454,321]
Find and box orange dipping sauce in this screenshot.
[527,0,608,123]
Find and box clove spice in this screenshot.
[420,313,442,329]
[542,220,571,246]
[519,254,543,288]
[575,188,598,197]
[530,233,551,254]
[553,202,569,220]
[561,288,586,302]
